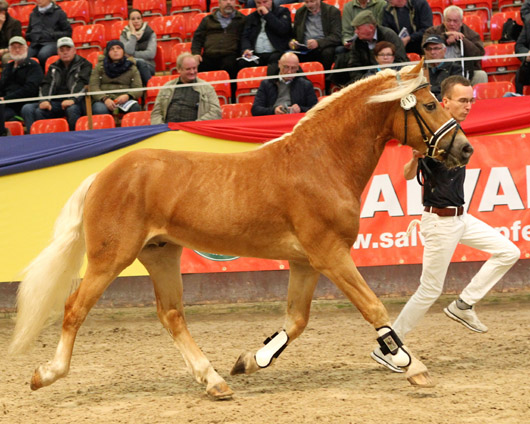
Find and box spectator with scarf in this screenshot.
[120,9,156,86]
[88,40,142,116]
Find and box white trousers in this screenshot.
[393,211,520,340]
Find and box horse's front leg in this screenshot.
[314,248,434,387]
[231,261,319,375]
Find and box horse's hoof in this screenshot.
[206,382,234,400]
[230,351,259,375]
[30,369,43,391]
[407,371,436,388]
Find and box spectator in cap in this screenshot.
[88,40,142,116]
[334,10,407,84]
[341,0,386,48]
[423,34,463,100]
[422,5,486,85]
[25,0,72,69]
[0,36,43,136]
[382,0,432,55]
[0,0,22,66]
[120,9,156,86]
[289,0,342,71]
[21,37,93,132]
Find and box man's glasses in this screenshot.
[448,97,476,104]
[424,46,444,52]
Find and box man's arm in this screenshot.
[197,86,221,121]
[404,150,424,180]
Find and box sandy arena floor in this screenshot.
[1,294,529,424]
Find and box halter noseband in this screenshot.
[400,83,461,159]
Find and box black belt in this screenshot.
[424,206,464,217]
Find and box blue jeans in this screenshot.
[21,100,84,132]
[135,59,155,86]
[28,42,57,68]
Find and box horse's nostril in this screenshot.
[462,143,474,157]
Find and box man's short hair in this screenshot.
[443,5,463,20]
[441,75,471,98]
[176,53,197,70]
[0,0,9,12]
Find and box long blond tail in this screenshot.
[9,174,98,355]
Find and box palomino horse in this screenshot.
[10,61,473,399]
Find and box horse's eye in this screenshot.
[424,102,437,111]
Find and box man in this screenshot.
[239,0,291,76]
[381,0,433,55]
[515,18,530,94]
[341,0,386,47]
[289,0,342,70]
[346,10,407,83]
[251,52,318,116]
[151,53,221,124]
[21,37,92,132]
[0,0,22,66]
[0,36,43,136]
[25,0,72,68]
[191,0,246,84]
[371,75,520,373]
[423,34,462,100]
[423,5,487,85]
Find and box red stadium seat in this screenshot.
[198,70,231,105]
[473,81,515,99]
[299,61,325,98]
[30,118,69,134]
[463,13,485,41]
[9,4,33,32]
[221,103,252,119]
[107,20,129,42]
[145,75,176,109]
[169,42,192,74]
[86,51,103,67]
[407,52,421,62]
[490,11,523,42]
[238,8,256,16]
[90,0,128,38]
[235,66,267,103]
[499,0,524,12]
[72,24,105,59]
[131,0,167,22]
[44,54,59,73]
[481,42,520,83]
[120,111,152,127]
[75,115,116,131]
[285,2,304,22]
[61,0,90,29]
[149,15,186,68]
[5,121,24,136]
[426,0,450,26]
[154,44,166,73]
[170,0,206,15]
[451,0,492,35]
[187,12,208,41]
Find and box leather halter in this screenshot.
[400,83,461,159]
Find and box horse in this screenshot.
[9,61,473,399]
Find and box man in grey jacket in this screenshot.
[151,53,221,124]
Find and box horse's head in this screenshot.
[370,61,474,168]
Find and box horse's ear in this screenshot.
[410,58,424,76]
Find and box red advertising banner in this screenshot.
[180,134,530,274]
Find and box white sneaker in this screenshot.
[444,300,488,333]
[370,346,404,373]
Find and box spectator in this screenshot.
[88,40,142,116]
[342,0,386,47]
[515,18,530,94]
[521,0,530,24]
[364,40,401,77]
[246,0,296,7]
[382,0,432,55]
[21,37,92,132]
[0,0,22,66]
[191,0,246,83]
[345,10,408,83]
[423,35,462,100]
[423,5,487,85]
[0,36,43,135]
[251,52,318,116]
[151,53,221,124]
[239,0,291,76]
[120,9,156,86]
[25,0,72,68]
[289,0,342,71]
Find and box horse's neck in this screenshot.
[287,98,393,195]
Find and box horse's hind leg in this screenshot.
[231,261,319,375]
[30,266,119,390]
[138,242,233,400]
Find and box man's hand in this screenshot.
[275,105,288,114]
[104,98,116,111]
[290,104,301,113]
[114,94,130,105]
[243,49,253,58]
[61,99,74,109]
[445,31,464,44]
[193,54,203,63]
[39,101,52,111]
[401,35,411,46]
[257,5,269,15]
[306,39,318,50]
